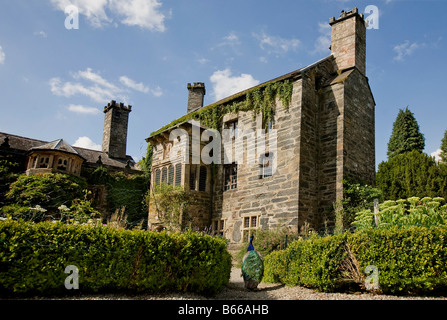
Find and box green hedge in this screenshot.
[264,227,447,295]
[0,219,231,295]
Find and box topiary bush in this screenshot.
[0,219,232,296]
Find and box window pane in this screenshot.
[155,169,161,185]
[189,166,196,191]
[199,166,207,192]
[252,216,257,227]
[168,165,174,185]
[162,167,167,184]
[175,164,182,186]
[244,217,250,228]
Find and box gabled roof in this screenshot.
[148,55,335,139]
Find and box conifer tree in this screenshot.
[440,129,447,164]
[387,107,425,159]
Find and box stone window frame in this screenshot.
[262,117,275,134]
[154,164,184,188]
[57,157,68,171]
[241,214,260,242]
[38,156,50,169]
[223,163,238,191]
[224,119,239,140]
[211,218,226,236]
[259,152,274,179]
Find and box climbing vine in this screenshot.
[149,79,293,137]
[144,79,294,172]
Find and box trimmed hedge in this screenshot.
[264,226,447,295]
[0,219,231,295]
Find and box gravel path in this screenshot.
[29,267,447,300]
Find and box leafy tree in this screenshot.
[440,129,447,164]
[376,150,447,200]
[387,107,425,159]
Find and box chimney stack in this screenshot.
[102,100,131,159]
[329,8,366,75]
[187,82,206,113]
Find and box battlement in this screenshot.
[103,100,132,113]
[329,7,364,25]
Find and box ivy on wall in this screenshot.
[144,79,294,175]
[149,79,293,138]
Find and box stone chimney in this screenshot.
[329,8,366,75]
[187,82,206,113]
[102,100,132,159]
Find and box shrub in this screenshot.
[264,234,347,292]
[264,227,447,295]
[0,219,232,295]
[2,173,87,219]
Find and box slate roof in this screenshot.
[31,139,83,157]
[0,132,140,171]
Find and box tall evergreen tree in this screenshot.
[387,107,425,159]
[440,129,447,164]
[376,150,447,200]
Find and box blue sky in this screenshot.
[0,0,446,169]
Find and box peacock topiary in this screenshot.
[241,235,264,290]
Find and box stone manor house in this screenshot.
[146,8,376,244]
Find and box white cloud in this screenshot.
[49,76,120,103]
[0,46,5,64]
[109,0,166,32]
[150,86,163,97]
[50,68,160,103]
[73,136,102,151]
[120,76,150,93]
[74,68,120,91]
[312,22,331,54]
[50,0,166,31]
[68,104,100,115]
[210,69,260,101]
[34,30,48,38]
[431,149,442,162]
[393,40,420,61]
[253,31,301,55]
[50,0,110,28]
